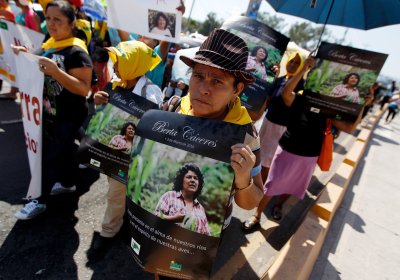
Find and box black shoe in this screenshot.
[86,234,115,263]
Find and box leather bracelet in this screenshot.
[235,177,254,191]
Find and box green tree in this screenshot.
[182,17,201,33]
[288,22,331,50]
[256,11,286,32]
[198,12,222,36]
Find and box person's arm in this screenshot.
[39,56,92,97]
[118,29,131,42]
[248,96,270,122]
[158,40,170,62]
[282,56,315,107]
[331,91,374,133]
[231,143,263,210]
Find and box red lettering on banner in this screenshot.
[20,92,40,126]
[25,132,38,154]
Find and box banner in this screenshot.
[0,20,44,86]
[222,16,290,112]
[107,0,182,43]
[304,42,388,121]
[16,52,44,199]
[78,84,159,183]
[126,110,247,279]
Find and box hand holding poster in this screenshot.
[0,20,44,86]
[78,83,159,183]
[303,42,388,121]
[107,0,182,43]
[15,52,44,199]
[126,110,247,279]
[222,16,290,113]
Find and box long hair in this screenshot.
[342,73,360,86]
[153,12,169,30]
[251,46,268,64]
[173,163,204,200]
[120,122,136,136]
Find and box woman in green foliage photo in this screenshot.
[154,163,210,236]
[108,122,136,154]
[328,72,361,104]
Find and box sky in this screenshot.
[184,0,400,82]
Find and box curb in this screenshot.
[262,107,386,280]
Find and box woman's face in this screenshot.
[189,64,242,119]
[125,125,135,138]
[255,48,266,61]
[182,170,199,196]
[347,75,359,87]
[286,54,301,74]
[46,6,74,41]
[157,15,167,30]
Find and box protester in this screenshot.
[362,82,382,119]
[242,54,373,229]
[246,46,269,81]
[15,0,41,32]
[329,72,361,104]
[89,40,162,257]
[385,96,400,123]
[154,163,210,236]
[150,12,172,37]
[242,51,304,229]
[14,0,93,220]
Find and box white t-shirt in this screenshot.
[150,27,172,37]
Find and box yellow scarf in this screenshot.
[94,20,107,41]
[42,37,88,54]
[107,40,161,89]
[180,94,252,125]
[285,51,304,80]
[75,19,92,46]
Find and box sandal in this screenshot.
[242,215,261,231]
[271,205,282,221]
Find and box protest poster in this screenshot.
[126,110,247,279]
[15,52,44,199]
[0,20,44,86]
[304,42,388,121]
[107,0,182,43]
[222,16,290,112]
[78,84,159,183]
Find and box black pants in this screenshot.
[386,107,398,122]
[38,119,81,203]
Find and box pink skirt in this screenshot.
[259,118,287,168]
[264,146,318,199]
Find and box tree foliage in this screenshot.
[288,22,331,50]
[198,12,222,36]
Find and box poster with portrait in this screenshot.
[126,110,247,279]
[0,20,44,86]
[107,0,182,43]
[78,84,159,183]
[304,42,388,121]
[222,16,290,112]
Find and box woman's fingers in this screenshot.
[230,144,255,169]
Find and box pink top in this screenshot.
[329,84,360,104]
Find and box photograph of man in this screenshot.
[154,163,210,235]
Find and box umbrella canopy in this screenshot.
[82,0,107,21]
[265,0,400,30]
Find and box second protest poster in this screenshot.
[222,16,290,113]
[303,42,388,121]
[126,110,247,279]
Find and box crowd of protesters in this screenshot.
[0,0,396,277]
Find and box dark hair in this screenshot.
[120,122,136,136]
[251,46,268,63]
[342,73,360,86]
[173,163,204,199]
[153,12,169,30]
[46,1,76,24]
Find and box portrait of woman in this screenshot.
[246,46,269,81]
[108,122,136,153]
[329,72,361,104]
[150,11,173,37]
[154,163,210,236]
